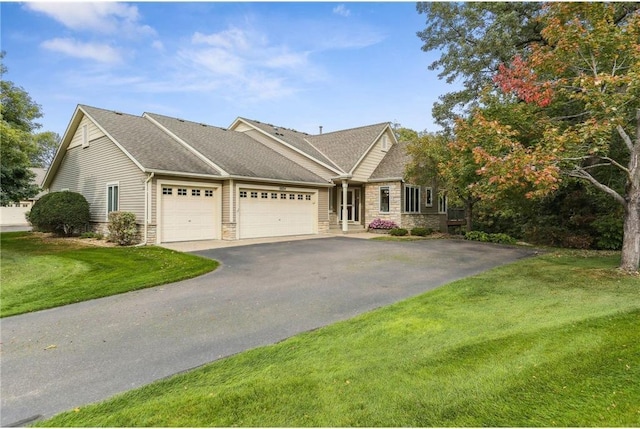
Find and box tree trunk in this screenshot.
[464,198,474,232]
[619,110,640,274]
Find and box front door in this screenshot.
[339,189,360,222]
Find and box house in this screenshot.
[0,168,47,227]
[42,105,446,243]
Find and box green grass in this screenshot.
[0,232,218,317]
[36,250,640,427]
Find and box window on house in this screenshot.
[271,192,278,199]
[205,189,214,197]
[425,187,433,207]
[107,183,119,215]
[379,187,390,213]
[192,189,201,197]
[240,191,247,198]
[404,185,420,213]
[329,188,334,211]
[261,192,268,199]
[251,191,258,198]
[162,187,172,195]
[438,194,448,214]
[178,188,187,196]
[305,195,311,201]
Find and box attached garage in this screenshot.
[159,184,219,242]
[238,188,316,239]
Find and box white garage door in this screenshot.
[239,189,316,239]
[160,186,217,242]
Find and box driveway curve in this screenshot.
[1,237,535,426]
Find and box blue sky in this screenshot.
[2,2,458,137]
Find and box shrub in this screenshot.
[465,231,516,245]
[368,218,398,230]
[410,227,433,237]
[389,228,408,236]
[108,211,138,245]
[592,215,624,250]
[28,191,90,236]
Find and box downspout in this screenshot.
[142,172,154,245]
[342,179,349,233]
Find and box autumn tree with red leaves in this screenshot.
[470,3,640,273]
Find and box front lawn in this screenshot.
[36,250,640,427]
[0,232,218,317]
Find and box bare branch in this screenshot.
[617,125,634,152]
[567,168,626,206]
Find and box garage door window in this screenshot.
[205,190,213,197]
[271,193,278,199]
[240,191,247,198]
[192,189,201,196]
[261,192,268,199]
[251,192,258,198]
[163,187,172,195]
[178,188,187,196]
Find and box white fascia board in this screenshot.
[348,123,392,175]
[367,177,404,183]
[145,169,224,180]
[227,175,334,188]
[231,118,343,176]
[143,113,228,176]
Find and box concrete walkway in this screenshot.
[1,237,535,426]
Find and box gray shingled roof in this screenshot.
[146,113,329,184]
[80,105,221,176]
[307,123,389,173]
[370,140,410,180]
[238,118,340,171]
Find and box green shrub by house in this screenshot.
[389,228,409,236]
[27,191,90,236]
[108,211,138,245]
[410,227,433,237]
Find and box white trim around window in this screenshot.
[404,184,421,214]
[106,182,119,219]
[438,193,448,214]
[425,187,433,207]
[379,186,390,213]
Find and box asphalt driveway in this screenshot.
[0,237,535,426]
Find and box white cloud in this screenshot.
[332,4,351,17]
[151,40,165,51]
[25,2,156,37]
[41,38,122,63]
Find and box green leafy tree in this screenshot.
[416,2,544,132]
[470,3,640,273]
[31,131,61,168]
[0,52,43,205]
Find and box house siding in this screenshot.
[68,116,105,149]
[50,135,146,225]
[351,131,392,181]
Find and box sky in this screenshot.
[1,1,459,138]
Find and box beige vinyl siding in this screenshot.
[317,188,329,221]
[50,136,145,223]
[68,116,105,149]
[241,129,337,181]
[222,180,232,224]
[352,131,392,182]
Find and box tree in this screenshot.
[0,52,43,205]
[471,3,640,273]
[31,131,61,168]
[405,131,480,232]
[416,2,544,132]
[28,191,91,236]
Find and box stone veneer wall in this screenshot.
[364,182,402,228]
[222,223,236,240]
[318,220,330,234]
[400,214,444,232]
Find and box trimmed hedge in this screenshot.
[389,228,409,236]
[27,191,90,236]
[108,211,139,245]
[410,227,433,237]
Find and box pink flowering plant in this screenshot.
[368,218,398,230]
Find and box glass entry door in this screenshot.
[339,189,360,222]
